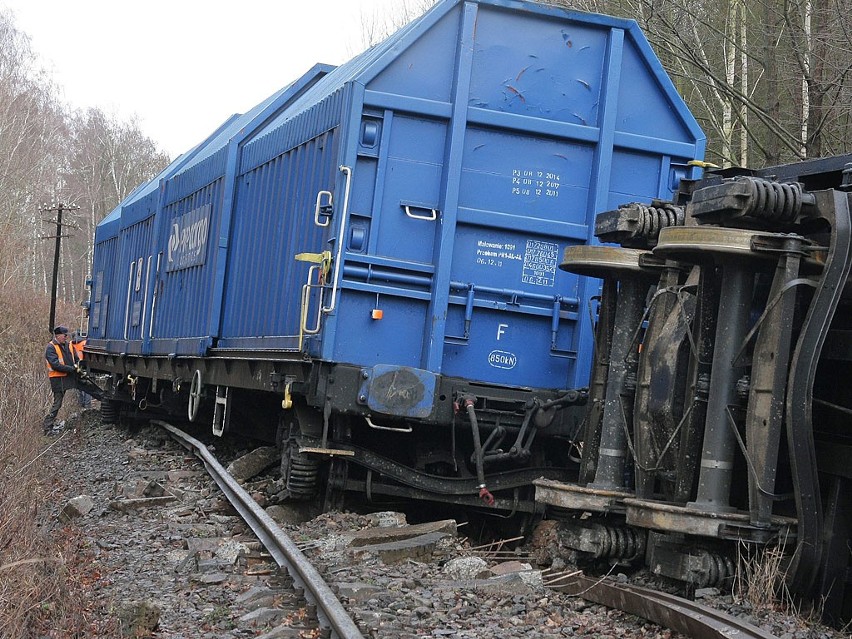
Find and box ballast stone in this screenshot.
[59,494,94,521]
[491,560,534,576]
[442,556,491,580]
[116,600,160,638]
[345,518,457,547]
[265,503,314,525]
[236,585,279,608]
[215,538,250,564]
[335,582,385,603]
[239,606,287,626]
[366,510,408,527]
[349,531,448,564]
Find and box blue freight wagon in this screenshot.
[86,0,704,511]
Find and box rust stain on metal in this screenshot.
[505,85,526,103]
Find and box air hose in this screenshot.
[462,397,495,507]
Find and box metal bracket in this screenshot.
[212,385,231,437]
[299,446,355,457]
[365,415,413,433]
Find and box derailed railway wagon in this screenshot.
[537,156,852,622]
[85,0,703,515]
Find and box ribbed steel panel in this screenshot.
[88,146,218,350]
[90,169,162,347]
[88,65,334,356]
[219,128,340,348]
[88,234,117,340]
[114,211,157,351]
[151,176,224,348]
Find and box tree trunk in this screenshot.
[762,0,782,164]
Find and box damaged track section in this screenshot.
[548,573,778,639]
[152,420,364,639]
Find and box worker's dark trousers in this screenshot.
[43,376,74,432]
[44,389,66,432]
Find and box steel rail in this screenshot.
[153,420,364,639]
[549,572,779,639]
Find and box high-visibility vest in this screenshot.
[46,342,69,378]
[71,339,86,363]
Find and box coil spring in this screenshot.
[100,399,120,424]
[596,524,644,561]
[741,177,802,223]
[286,451,321,499]
[636,203,683,240]
[698,552,736,588]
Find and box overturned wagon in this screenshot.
[538,155,852,623]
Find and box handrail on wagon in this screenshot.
[322,165,352,315]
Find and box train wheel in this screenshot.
[323,457,348,512]
[188,370,203,422]
[322,414,352,511]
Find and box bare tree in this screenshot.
[0,10,67,290]
[552,0,852,166]
[60,108,169,303]
[359,0,437,49]
[0,9,169,307]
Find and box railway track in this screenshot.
[547,572,779,639]
[150,419,782,639]
[153,420,364,639]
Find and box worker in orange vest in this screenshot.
[43,325,76,435]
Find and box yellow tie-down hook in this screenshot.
[295,250,332,349]
[295,250,332,282]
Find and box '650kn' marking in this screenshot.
[488,350,517,370]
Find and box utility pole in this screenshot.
[41,201,80,333]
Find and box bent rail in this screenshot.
[548,572,779,639]
[153,420,364,639]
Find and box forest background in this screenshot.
[0,0,848,635]
[1,0,849,309]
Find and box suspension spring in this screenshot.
[741,177,803,223]
[698,552,736,588]
[597,524,644,561]
[100,399,120,425]
[636,203,684,240]
[287,452,321,498]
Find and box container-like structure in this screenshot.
[87,0,704,510]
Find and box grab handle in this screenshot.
[322,166,352,314]
[401,200,439,221]
[314,190,333,227]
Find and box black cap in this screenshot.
[53,325,69,335]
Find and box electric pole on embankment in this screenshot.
[41,201,80,333]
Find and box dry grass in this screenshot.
[0,284,91,638]
[734,539,793,613]
[732,535,827,627]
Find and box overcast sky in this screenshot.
[0,0,407,158]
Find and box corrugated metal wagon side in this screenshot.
[88,212,120,341]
